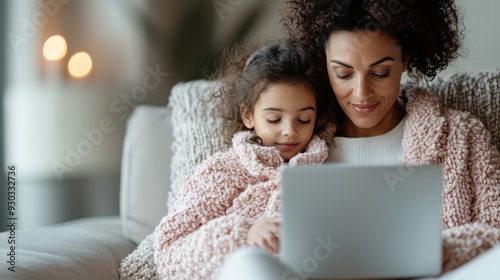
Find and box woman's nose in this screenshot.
[353,76,372,99]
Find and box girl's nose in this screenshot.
[282,122,298,137]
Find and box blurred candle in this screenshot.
[68,52,93,79]
[43,35,67,61]
[43,35,67,82]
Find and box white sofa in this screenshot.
[1,71,500,280]
[0,103,175,280]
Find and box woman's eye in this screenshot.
[298,119,311,124]
[372,72,390,78]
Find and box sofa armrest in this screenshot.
[120,105,173,244]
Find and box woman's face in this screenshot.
[325,30,407,137]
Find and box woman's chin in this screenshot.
[349,118,379,130]
[343,117,386,137]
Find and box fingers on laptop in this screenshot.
[262,235,279,254]
[247,217,281,253]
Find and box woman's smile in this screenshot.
[350,102,379,115]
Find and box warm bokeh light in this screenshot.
[68,52,93,78]
[43,35,67,61]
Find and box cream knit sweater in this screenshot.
[153,131,329,279]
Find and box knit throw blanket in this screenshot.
[118,68,500,279]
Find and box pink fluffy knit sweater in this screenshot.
[400,87,500,272]
[153,131,329,279]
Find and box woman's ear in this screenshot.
[240,105,254,129]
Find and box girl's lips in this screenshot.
[351,103,379,115]
[278,143,298,150]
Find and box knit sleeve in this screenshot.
[154,212,252,279]
[153,154,250,279]
[442,116,500,272]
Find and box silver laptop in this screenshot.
[280,164,443,280]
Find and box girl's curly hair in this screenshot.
[211,39,336,146]
[281,0,465,80]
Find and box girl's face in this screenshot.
[241,82,317,161]
[325,30,407,137]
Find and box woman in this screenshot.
[216,0,500,279]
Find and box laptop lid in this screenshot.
[280,164,443,279]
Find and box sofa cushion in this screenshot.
[119,232,158,279]
[120,105,173,244]
[0,216,135,280]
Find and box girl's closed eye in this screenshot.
[266,118,281,124]
[297,119,311,124]
[335,71,352,79]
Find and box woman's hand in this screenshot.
[246,217,280,254]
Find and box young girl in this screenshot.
[153,41,335,279]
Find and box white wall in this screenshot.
[216,0,500,77]
[438,0,500,77]
[4,0,147,181]
[3,0,148,228]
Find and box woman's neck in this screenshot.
[336,103,406,138]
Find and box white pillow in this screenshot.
[120,105,172,244]
[167,79,231,210]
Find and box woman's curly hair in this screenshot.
[281,0,465,80]
[211,39,335,146]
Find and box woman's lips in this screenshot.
[351,103,379,115]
